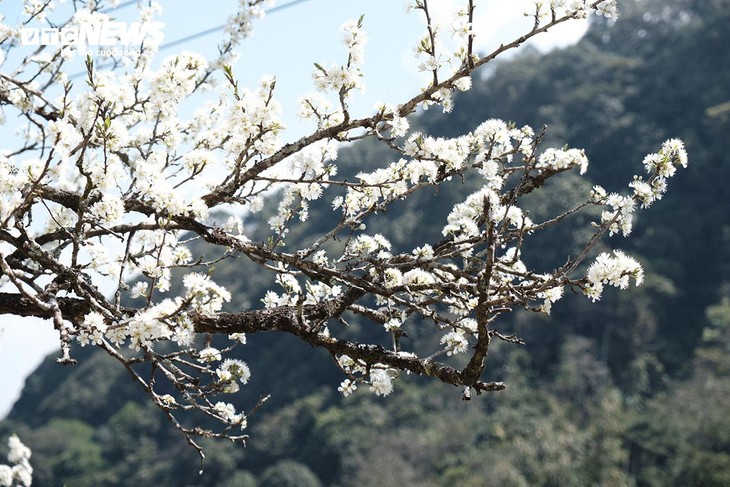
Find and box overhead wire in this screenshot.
[68,0,314,79]
[161,0,313,50]
[99,0,139,13]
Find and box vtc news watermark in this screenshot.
[19,22,165,57]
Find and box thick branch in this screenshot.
[192,290,505,393]
[0,292,89,323]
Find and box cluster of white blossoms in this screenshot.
[328,132,687,374]
[632,138,688,207]
[74,268,231,351]
[584,250,644,301]
[298,92,344,129]
[337,356,396,397]
[77,311,109,346]
[0,0,690,446]
[0,3,290,383]
[262,265,344,310]
[346,233,392,258]
[537,147,589,175]
[223,0,273,50]
[599,190,636,237]
[149,52,209,114]
[129,276,229,350]
[183,273,232,314]
[268,140,338,235]
[369,368,396,396]
[440,329,470,356]
[337,378,358,397]
[538,285,565,315]
[409,1,477,99]
[312,16,367,96]
[213,401,247,428]
[539,0,619,21]
[0,157,25,224]
[215,358,252,393]
[222,74,284,159]
[334,120,535,220]
[442,186,533,242]
[595,0,620,19]
[0,435,32,487]
[592,139,687,238]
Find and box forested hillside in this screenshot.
[2,1,729,485]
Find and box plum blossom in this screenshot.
[369,367,394,396]
[198,347,222,363]
[537,147,589,175]
[584,250,644,301]
[0,435,32,487]
[338,379,357,397]
[0,0,692,448]
[440,330,469,356]
[213,401,244,425]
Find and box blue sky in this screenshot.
[0,0,589,417]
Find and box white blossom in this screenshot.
[213,401,243,424]
[537,147,589,175]
[338,379,357,397]
[218,358,251,385]
[388,116,410,137]
[0,435,32,487]
[454,76,472,92]
[160,394,177,406]
[170,319,195,347]
[183,272,231,314]
[440,330,469,355]
[584,250,644,301]
[198,347,222,363]
[369,367,394,396]
[540,285,564,314]
[384,318,402,332]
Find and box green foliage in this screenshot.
[626,290,730,486]
[16,419,108,487]
[217,471,257,487]
[700,292,730,374]
[259,460,323,487]
[7,346,142,428]
[627,370,730,486]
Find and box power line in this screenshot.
[100,0,138,14]
[68,0,314,79]
[159,0,313,50]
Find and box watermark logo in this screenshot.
[19,21,165,57]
